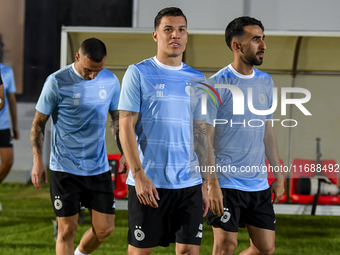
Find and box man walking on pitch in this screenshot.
[119,7,209,255]
[206,17,285,255]
[0,61,20,211]
[31,38,121,255]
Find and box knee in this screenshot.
[260,245,275,255]
[94,224,114,243]
[58,222,78,241]
[214,240,237,255]
[255,243,275,255]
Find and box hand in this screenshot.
[270,179,285,204]
[201,182,210,217]
[118,154,129,174]
[134,171,160,208]
[31,160,48,189]
[208,179,224,216]
[12,127,20,140]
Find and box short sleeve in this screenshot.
[36,75,59,115]
[118,65,141,113]
[6,67,16,93]
[109,74,121,111]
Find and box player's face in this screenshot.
[153,16,188,59]
[75,52,106,80]
[239,25,266,66]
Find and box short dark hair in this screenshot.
[80,38,107,62]
[225,16,264,50]
[154,7,187,30]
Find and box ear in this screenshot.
[75,52,80,62]
[152,30,158,43]
[232,41,241,52]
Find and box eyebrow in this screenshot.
[163,25,187,29]
[252,34,265,40]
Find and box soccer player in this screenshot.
[206,17,285,255]
[30,38,121,255]
[119,7,209,255]
[0,62,19,212]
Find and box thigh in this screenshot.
[91,209,115,232]
[206,188,241,232]
[0,147,13,164]
[174,185,203,246]
[241,188,276,231]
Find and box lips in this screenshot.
[170,42,180,47]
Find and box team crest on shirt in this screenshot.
[185,85,195,96]
[134,226,145,241]
[259,93,266,104]
[54,196,63,210]
[99,86,107,100]
[220,208,231,223]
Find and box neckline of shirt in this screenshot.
[153,56,183,71]
[72,63,83,79]
[228,64,255,79]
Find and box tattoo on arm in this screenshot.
[194,121,209,179]
[30,111,49,158]
[119,110,138,119]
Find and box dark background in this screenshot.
[19,0,133,102]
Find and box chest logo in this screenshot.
[99,89,107,100]
[185,86,195,96]
[259,93,266,105]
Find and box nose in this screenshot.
[89,72,96,80]
[171,29,180,38]
[261,40,266,50]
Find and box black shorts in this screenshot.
[128,184,203,248]
[50,170,115,217]
[207,188,275,232]
[0,129,13,148]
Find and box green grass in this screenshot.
[0,182,340,254]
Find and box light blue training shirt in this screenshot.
[118,56,206,189]
[206,64,275,191]
[36,63,120,176]
[0,64,16,130]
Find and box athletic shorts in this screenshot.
[206,188,275,232]
[0,129,13,148]
[128,184,203,248]
[50,170,115,217]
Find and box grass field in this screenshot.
[1,182,340,255]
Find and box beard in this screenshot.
[240,45,264,66]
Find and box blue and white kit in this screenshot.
[36,63,120,176]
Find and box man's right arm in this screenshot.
[119,110,160,208]
[206,123,224,216]
[30,110,50,189]
[0,74,4,110]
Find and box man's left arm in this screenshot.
[264,121,284,203]
[109,109,128,173]
[7,92,19,139]
[193,119,209,217]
